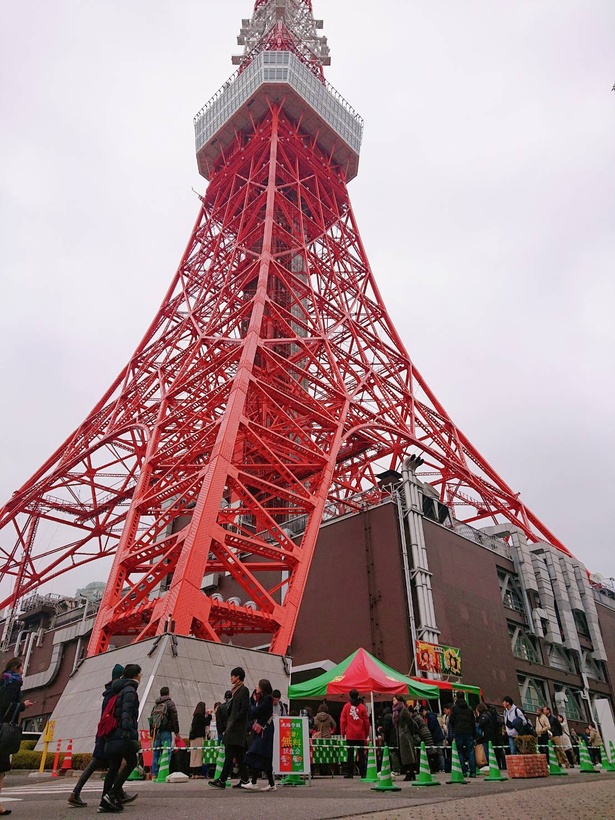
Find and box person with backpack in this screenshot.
[99,663,142,813]
[450,694,476,777]
[502,696,533,755]
[68,664,137,809]
[149,686,181,778]
[0,657,34,816]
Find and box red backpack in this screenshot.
[97,693,119,739]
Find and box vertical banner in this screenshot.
[273,715,310,775]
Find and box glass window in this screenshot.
[554,686,584,721]
[517,675,547,713]
[499,570,525,614]
[509,624,541,663]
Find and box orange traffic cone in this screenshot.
[51,739,62,777]
[59,738,74,774]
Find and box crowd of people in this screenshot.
[0,655,609,815]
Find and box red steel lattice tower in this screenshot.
[0,0,573,656]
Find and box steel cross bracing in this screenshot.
[235,0,330,76]
[0,0,574,655]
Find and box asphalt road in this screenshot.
[1,770,614,819]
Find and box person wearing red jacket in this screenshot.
[340,689,370,778]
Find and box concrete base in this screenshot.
[36,634,290,754]
[166,772,190,783]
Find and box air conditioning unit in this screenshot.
[202,574,220,592]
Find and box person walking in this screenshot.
[451,694,476,777]
[99,664,142,813]
[411,705,438,773]
[68,664,137,808]
[149,686,180,779]
[544,707,568,767]
[313,702,336,739]
[393,696,418,781]
[188,702,211,777]
[534,706,551,757]
[587,724,603,765]
[340,689,370,778]
[502,696,528,756]
[420,706,445,772]
[0,658,34,816]
[242,679,276,791]
[379,707,399,774]
[271,690,288,717]
[475,703,495,768]
[209,667,250,789]
[557,715,576,768]
[215,691,232,743]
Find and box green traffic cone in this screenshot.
[128,762,144,781]
[361,742,379,783]
[598,743,615,772]
[446,743,468,785]
[281,774,306,786]
[155,741,171,783]
[370,746,401,792]
[212,745,231,787]
[578,740,598,773]
[546,740,568,776]
[603,741,615,773]
[412,742,440,787]
[483,742,507,781]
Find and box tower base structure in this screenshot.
[35,634,289,754]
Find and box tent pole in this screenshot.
[370,691,376,744]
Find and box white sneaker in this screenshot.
[260,784,277,791]
[240,782,260,790]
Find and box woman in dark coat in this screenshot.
[0,657,33,815]
[188,701,212,777]
[242,679,275,791]
[411,706,438,773]
[100,663,141,811]
[68,663,133,808]
[393,695,418,780]
[475,702,494,768]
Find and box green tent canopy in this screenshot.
[410,676,482,698]
[288,648,440,701]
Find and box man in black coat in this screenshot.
[99,663,142,813]
[209,666,250,789]
[450,694,476,778]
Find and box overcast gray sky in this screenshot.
[1,0,614,596]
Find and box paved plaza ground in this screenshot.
[1,769,614,819]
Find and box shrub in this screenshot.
[514,735,538,755]
[10,750,93,771]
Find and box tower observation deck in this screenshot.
[0,0,576,657]
[194,49,363,181]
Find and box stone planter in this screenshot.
[505,754,549,778]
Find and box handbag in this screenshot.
[0,703,22,755]
[474,742,487,768]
